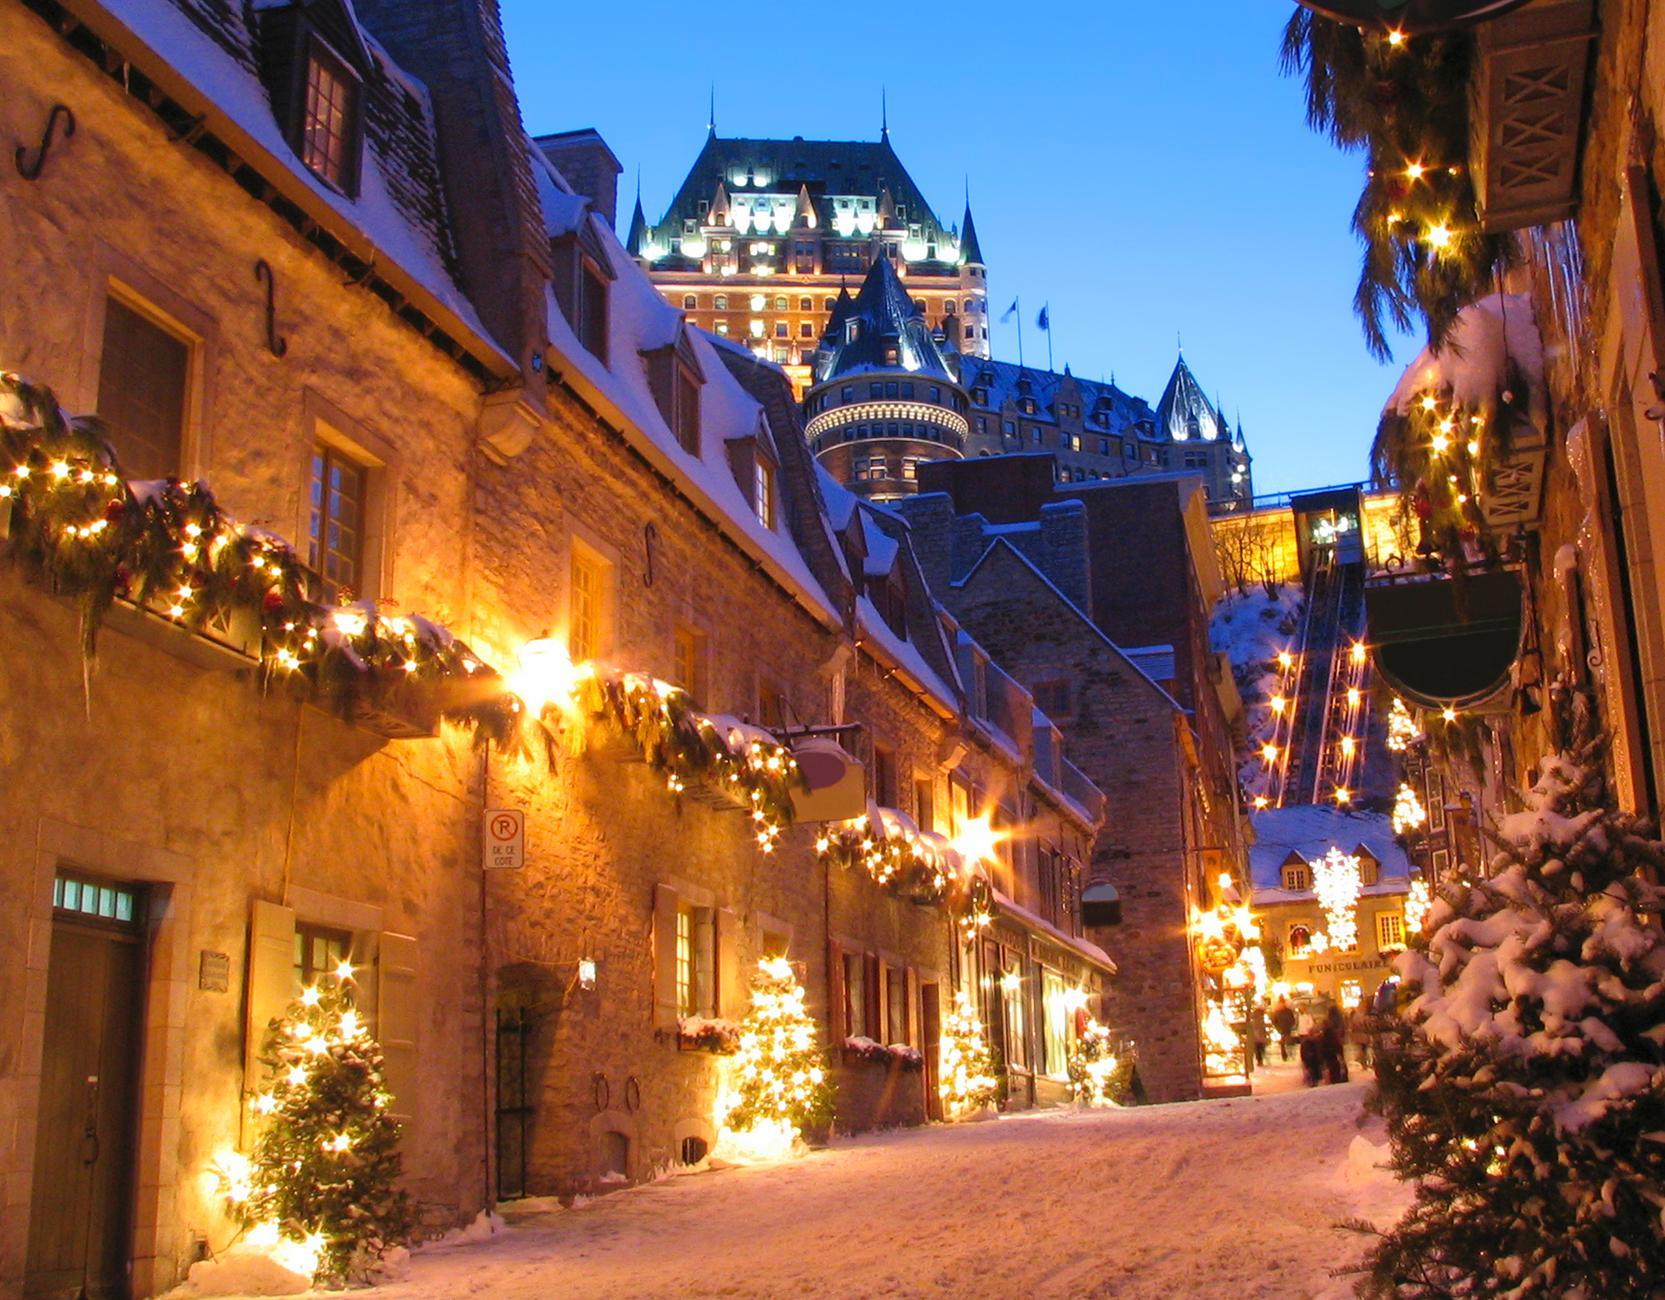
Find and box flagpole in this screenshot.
[1016,296,1024,368]
[1044,302,1054,372]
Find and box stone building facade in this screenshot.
[1246,807,1412,1011]
[0,0,514,1291]
[893,456,1253,1101]
[0,3,1111,1293]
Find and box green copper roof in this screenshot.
[646,134,958,252]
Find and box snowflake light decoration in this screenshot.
[1312,846,1363,952]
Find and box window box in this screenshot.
[841,1037,924,1072]
[1468,0,1597,233]
[104,593,261,672]
[677,1016,740,1056]
[342,665,441,740]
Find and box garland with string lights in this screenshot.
[232,971,411,1284]
[814,808,958,903]
[2,372,807,837]
[0,372,516,741]
[1279,11,1513,361]
[575,671,802,839]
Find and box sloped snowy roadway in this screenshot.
[360,1078,1401,1298]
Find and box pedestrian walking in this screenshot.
[1348,1006,1373,1069]
[1321,1005,1349,1084]
[1248,1002,1268,1068]
[1271,996,1296,1061]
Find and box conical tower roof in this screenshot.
[815,256,956,385]
[1153,353,1223,442]
[960,201,985,265]
[625,192,648,256]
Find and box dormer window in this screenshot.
[754,459,776,529]
[1283,863,1310,891]
[643,327,705,456]
[846,320,860,343]
[552,220,616,363]
[300,40,359,191]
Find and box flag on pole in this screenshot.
[1037,304,1050,331]
[1000,297,1019,323]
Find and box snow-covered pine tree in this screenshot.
[242,974,412,1283]
[1362,722,1665,1296]
[721,957,833,1140]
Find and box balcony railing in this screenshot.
[1469,0,1598,233]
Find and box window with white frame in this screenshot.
[1376,910,1406,953]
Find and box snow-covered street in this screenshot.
[360,1080,1402,1300]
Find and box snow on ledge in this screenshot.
[992,889,1116,974]
[1382,293,1547,431]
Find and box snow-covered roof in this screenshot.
[1248,807,1412,903]
[1123,645,1176,684]
[855,595,958,716]
[101,0,505,367]
[953,357,1157,440]
[535,151,840,631]
[992,890,1117,975]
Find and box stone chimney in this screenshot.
[355,0,550,382]
[534,130,622,228]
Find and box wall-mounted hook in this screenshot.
[15,103,75,181]
[253,259,288,358]
[643,521,659,588]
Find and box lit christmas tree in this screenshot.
[938,990,998,1118]
[1068,1018,1133,1107]
[237,969,412,1284]
[718,957,832,1151]
[1363,720,1665,1295]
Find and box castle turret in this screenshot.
[804,256,970,500]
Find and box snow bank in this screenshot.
[168,1244,310,1297]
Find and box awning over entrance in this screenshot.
[1365,567,1524,710]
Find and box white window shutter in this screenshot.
[653,884,680,1031]
[716,908,741,1019]
[377,932,419,1125]
[245,899,296,1092]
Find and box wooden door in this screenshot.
[26,880,146,1300]
[920,983,942,1122]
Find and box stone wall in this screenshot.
[0,7,491,1290]
[946,545,1204,1101]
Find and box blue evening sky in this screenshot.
[500,1,1413,497]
